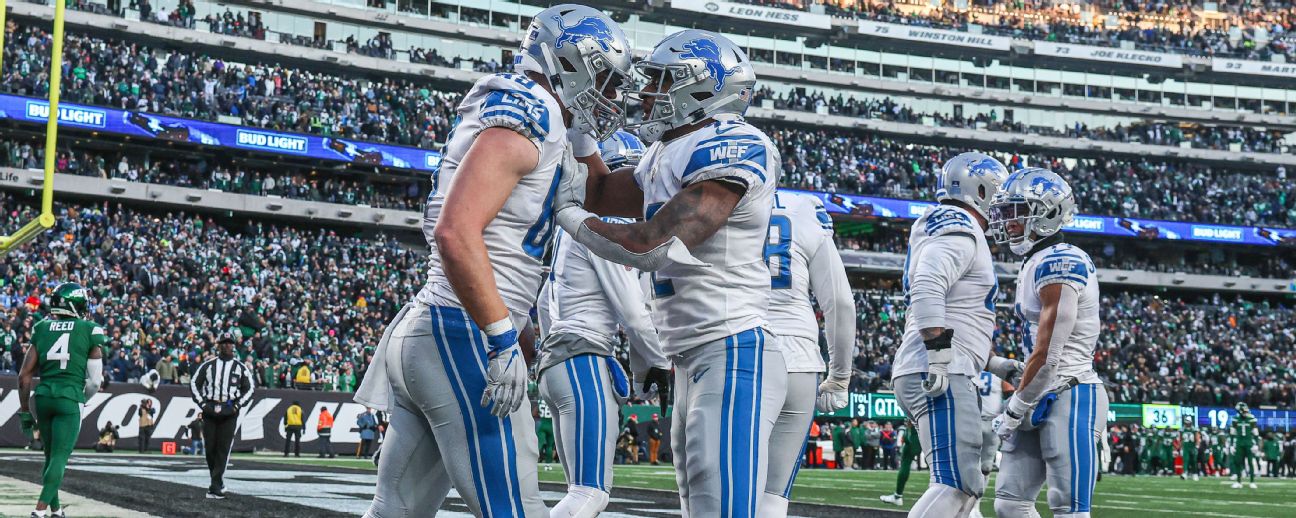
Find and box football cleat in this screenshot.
[1249,483,1258,489]
[1231,482,1242,489]
[879,494,903,506]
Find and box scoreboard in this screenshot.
[1197,407,1296,432]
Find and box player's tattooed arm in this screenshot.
[581,160,644,218]
[584,179,742,252]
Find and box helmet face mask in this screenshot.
[515,5,633,140]
[626,30,756,143]
[988,168,1076,256]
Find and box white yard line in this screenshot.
[0,475,160,518]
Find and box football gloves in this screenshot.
[481,327,527,419]
[18,411,35,440]
[993,407,1024,442]
[921,329,954,397]
[816,376,851,413]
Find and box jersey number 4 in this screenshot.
[47,333,71,370]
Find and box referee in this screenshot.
[189,337,254,499]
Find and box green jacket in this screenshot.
[831,427,846,451]
[1264,438,1280,460]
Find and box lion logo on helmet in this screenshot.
[679,38,740,92]
[554,16,616,52]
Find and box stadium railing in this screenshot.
[0,167,422,230]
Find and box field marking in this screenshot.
[0,474,160,518]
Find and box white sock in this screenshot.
[551,485,609,518]
[909,484,971,518]
[756,492,789,518]
[1054,513,1091,518]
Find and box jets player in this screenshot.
[989,168,1109,518]
[759,191,856,518]
[552,30,787,517]
[354,6,633,517]
[970,369,1010,518]
[535,130,669,518]
[17,282,107,518]
[1229,402,1260,488]
[891,152,1013,518]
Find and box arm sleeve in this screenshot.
[1010,285,1080,411]
[906,234,975,331]
[237,362,256,408]
[85,358,103,398]
[588,250,667,377]
[806,234,855,381]
[190,361,206,404]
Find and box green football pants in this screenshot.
[35,395,82,510]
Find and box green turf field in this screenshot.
[242,454,1294,517]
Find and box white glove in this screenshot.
[921,329,954,397]
[553,143,589,214]
[480,326,527,419]
[993,408,1024,442]
[816,376,851,413]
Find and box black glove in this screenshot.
[643,367,672,416]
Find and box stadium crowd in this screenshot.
[0,192,422,391]
[0,22,1290,224]
[751,0,1296,62]
[771,127,1295,228]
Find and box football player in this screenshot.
[989,168,1109,518]
[891,152,1013,517]
[552,30,786,517]
[759,191,856,518]
[1230,402,1260,488]
[534,130,668,517]
[17,283,107,518]
[353,5,633,517]
[970,369,1011,518]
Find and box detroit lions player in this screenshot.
[551,30,787,518]
[534,132,668,518]
[354,6,632,517]
[891,152,1014,518]
[970,369,1010,518]
[989,168,1108,518]
[759,191,856,518]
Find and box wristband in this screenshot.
[1006,394,1031,417]
[483,317,517,352]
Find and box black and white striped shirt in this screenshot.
[190,355,255,409]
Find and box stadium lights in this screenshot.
[0,0,62,256]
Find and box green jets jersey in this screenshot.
[32,317,106,403]
[1179,427,1197,448]
[1230,414,1259,448]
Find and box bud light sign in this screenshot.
[25,101,107,128]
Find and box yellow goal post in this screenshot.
[0,0,64,255]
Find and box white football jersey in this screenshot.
[416,73,566,323]
[537,219,665,372]
[975,371,1004,419]
[632,115,780,354]
[892,204,998,380]
[1013,242,1102,385]
[766,192,839,373]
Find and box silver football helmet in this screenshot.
[598,129,646,169]
[937,152,1008,222]
[989,167,1078,256]
[514,4,633,140]
[629,29,757,143]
